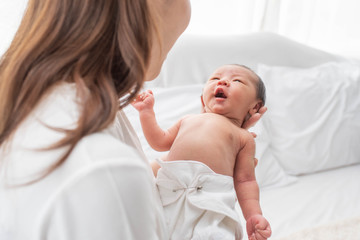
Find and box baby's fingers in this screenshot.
[142,89,153,98]
[258,106,267,115]
[242,106,268,129]
[248,233,256,240]
[134,90,153,101]
[131,94,143,105]
[255,228,271,239]
[139,90,152,100]
[255,224,271,239]
[131,90,154,111]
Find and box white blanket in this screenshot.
[273,217,360,240]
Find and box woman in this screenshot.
[0,0,264,239]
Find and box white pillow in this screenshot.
[257,62,360,175]
[125,84,296,189]
[249,122,297,189]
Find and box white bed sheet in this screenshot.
[251,164,360,239]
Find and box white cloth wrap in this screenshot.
[156,160,243,240]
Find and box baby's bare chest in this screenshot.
[179,115,243,151]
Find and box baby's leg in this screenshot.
[151,153,168,177]
[150,161,161,177]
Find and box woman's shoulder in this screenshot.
[3,80,150,187]
[62,132,150,186]
[76,130,146,167]
[17,82,80,135]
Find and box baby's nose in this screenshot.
[217,79,229,86]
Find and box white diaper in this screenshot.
[156,159,243,240]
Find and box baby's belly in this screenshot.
[166,138,235,176]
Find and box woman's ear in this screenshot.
[249,101,263,116]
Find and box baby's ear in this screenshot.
[249,101,263,116]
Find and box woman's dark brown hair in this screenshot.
[0,0,158,183]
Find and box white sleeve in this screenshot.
[36,160,159,240]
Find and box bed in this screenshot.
[124,32,360,239]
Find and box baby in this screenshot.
[132,64,271,240]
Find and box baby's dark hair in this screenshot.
[231,64,266,107]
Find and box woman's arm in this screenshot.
[132,90,181,151]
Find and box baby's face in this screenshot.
[202,65,259,121]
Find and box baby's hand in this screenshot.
[246,214,271,240]
[131,90,154,111]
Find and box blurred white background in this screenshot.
[1,0,360,58]
[0,0,27,56]
[184,0,360,58]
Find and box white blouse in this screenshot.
[0,83,168,240]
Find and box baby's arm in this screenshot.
[132,90,182,151]
[234,131,271,240]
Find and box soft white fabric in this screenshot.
[0,83,168,240]
[125,84,296,189]
[248,123,297,189]
[252,164,360,239]
[272,217,360,240]
[257,62,360,175]
[156,160,242,240]
[147,32,344,88]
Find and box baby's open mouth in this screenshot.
[215,88,227,98]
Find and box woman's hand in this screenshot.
[243,106,267,168]
[131,90,155,112]
[242,106,267,130]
